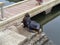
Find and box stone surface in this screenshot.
[7,26,18,32]
[0,30,27,45]
[16,24,37,40]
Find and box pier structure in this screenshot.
[0,0,60,45]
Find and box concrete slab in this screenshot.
[16,25,37,40]
[7,26,18,32]
[0,30,27,45]
[4,24,37,40]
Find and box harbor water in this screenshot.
[32,4,60,45]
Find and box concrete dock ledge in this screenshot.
[0,30,27,45]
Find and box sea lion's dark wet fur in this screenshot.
[22,13,40,33]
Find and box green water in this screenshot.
[0,0,60,45]
[32,4,60,45]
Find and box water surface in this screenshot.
[32,4,60,45]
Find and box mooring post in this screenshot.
[0,2,4,21]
